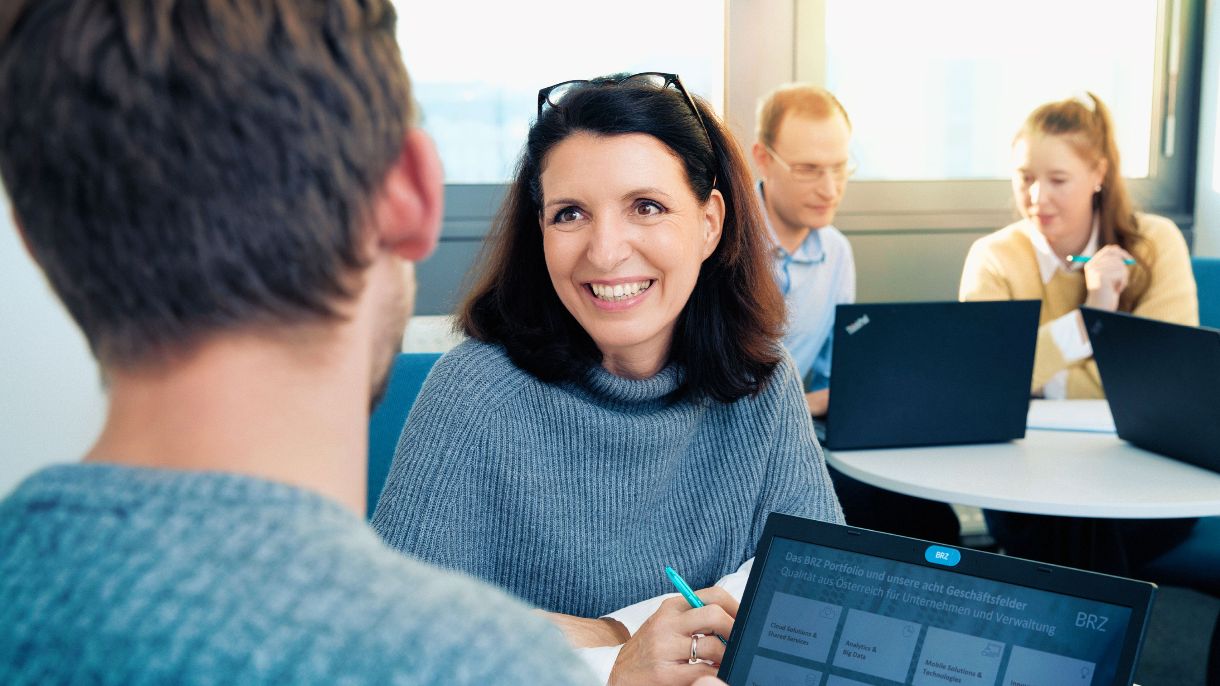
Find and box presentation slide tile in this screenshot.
[745,655,823,686]
[832,609,921,682]
[912,627,1004,686]
[758,592,842,663]
[826,676,871,686]
[1003,645,1096,686]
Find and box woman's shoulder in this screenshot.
[769,349,803,389]
[1133,212,1186,243]
[436,337,511,369]
[1128,213,1191,277]
[971,219,1030,254]
[737,349,805,413]
[961,221,1036,284]
[425,338,537,406]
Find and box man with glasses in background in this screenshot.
[752,84,856,418]
[752,84,961,545]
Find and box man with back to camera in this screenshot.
[752,84,960,544]
[0,1,609,682]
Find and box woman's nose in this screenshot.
[586,218,632,271]
[1028,180,1044,205]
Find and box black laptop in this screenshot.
[821,301,1040,450]
[1081,307,1220,472]
[718,513,1155,686]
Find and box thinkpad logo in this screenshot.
[845,314,870,335]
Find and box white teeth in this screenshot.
[590,280,652,301]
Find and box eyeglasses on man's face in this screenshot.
[537,72,711,144]
[765,145,856,184]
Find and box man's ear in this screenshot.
[751,141,770,177]
[373,128,444,262]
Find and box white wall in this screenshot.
[1195,0,1220,256]
[0,191,107,496]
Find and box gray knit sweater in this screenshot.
[0,464,596,685]
[373,340,843,618]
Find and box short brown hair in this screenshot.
[756,84,851,149]
[0,0,412,368]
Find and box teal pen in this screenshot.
[1067,254,1136,265]
[664,566,729,646]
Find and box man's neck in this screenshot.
[763,191,814,255]
[85,332,372,514]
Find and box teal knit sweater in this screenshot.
[0,464,595,685]
[373,340,844,618]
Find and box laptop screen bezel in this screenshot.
[717,513,1155,686]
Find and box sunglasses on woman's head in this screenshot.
[536,72,711,145]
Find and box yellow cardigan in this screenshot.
[959,214,1198,398]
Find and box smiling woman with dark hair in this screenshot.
[373,73,842,684]
[461,73,787,401]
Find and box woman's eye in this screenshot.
[634,200,665,216]
[554,207,584,223]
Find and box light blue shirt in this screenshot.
[759,182,856,391]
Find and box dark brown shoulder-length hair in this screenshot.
[458,76,785,403]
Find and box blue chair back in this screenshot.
[367,352,442,518]
[1194,256,1220,329]
[1138,516,1220,596]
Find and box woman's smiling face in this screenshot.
[539,132,723,378]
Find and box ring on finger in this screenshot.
[689,633,704,664]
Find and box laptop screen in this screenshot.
[720,515,1153,686]
[1081,306,1220,472]
[824,301,1040,450]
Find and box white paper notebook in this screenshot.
[1025,399,1116,433]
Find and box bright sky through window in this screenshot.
[396,1,725,183]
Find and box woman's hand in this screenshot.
[1083,244,1135,311]
[608,587,738,686]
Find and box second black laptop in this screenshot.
[1081,307,1220,472]
[822,300,1040,450]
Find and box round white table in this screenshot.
[825,429,1220,519]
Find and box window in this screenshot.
[814,1,1159,180]
[776,0,1199,217]
[397,2,726,184]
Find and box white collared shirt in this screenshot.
[1020,218,1098,398]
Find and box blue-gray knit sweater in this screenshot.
[373,340,844,618]
[0,464,596,685]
